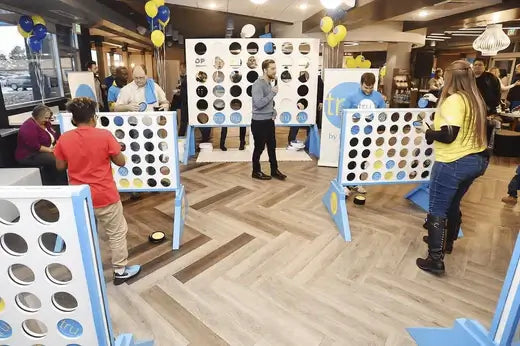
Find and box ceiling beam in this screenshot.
[403,0,520,32]
[91,20,151,47]
[302,0,443,33]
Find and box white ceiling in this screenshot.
[166,0,341,22]
[388,0,501,22]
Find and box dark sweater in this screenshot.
[476,72,501,115]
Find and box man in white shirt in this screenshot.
[114,65,169,112]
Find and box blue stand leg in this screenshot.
[173,185,186,250]
[308,125,321,158]
[405,184,463,238]
[322,179,351,241]
[184,126,195,164]
[115,334,154,346]
[408,319,495,346]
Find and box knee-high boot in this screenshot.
[417,214,447,275]
[423,211,461,254]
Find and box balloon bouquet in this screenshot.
[17,15,48,103]
[320,16,347,68]
[145,0,170,91]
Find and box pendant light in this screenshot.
[472,24,511,56]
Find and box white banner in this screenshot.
[67,72,97,102]
[318,68,379,167]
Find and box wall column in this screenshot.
[384,42,412,96]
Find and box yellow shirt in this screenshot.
[434,93,486,163]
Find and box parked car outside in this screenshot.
[6,75,32,91]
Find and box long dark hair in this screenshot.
[439,60,487,147]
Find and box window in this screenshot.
[0,10,64,109]
[91,50,98,64]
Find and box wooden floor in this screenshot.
[102,129,520,345]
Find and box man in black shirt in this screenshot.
[507,63,520,111]
[473,58,501,115]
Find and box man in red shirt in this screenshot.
[54,97,140,285]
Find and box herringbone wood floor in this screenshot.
[103,131,520,345]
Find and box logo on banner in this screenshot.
[324,82,358,128]
[195,58,206,67]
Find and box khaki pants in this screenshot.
[94,201,128,271]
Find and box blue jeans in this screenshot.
[507,165,520,198]
[429,153,489,219]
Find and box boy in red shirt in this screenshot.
[55,97,140,285]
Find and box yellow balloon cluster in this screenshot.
[380,65,387,78]
[345,55,372,69]
[151,30,165,47]
[32,15,46,26]
[152,0,164,6]
[321,17,348,48]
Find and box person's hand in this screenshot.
[423,93,438,103]
[127,104,140,112]
[272,85,278,94]
[297,103,304,110]
[159,104,169,111]
[318,103,323,111]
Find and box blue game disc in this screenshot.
[418,98,429,108]
[138,102,147,112]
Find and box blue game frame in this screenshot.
[58,112,187,250]
[408,233,520,346]
[322,109,462,242]
[183,123,321,164]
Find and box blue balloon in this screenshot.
[146,16,160,30]
[18,15,34,33]
[32,24,47,40]
[28,36,42,52]
[157,5,170,23]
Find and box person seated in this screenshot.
[107,67,129,112]
[15,105,67,185]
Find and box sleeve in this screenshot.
[489,75,501,108]
[425,126,460,144]
[376,94,386,108]
[106,131,121,156]
[54,139,66,161]
[155,83,168,104]
[252,82,275,109]
[438,94,465,127]
[107,87,116,103]
[19,123,42,151]
[115,86,130,105]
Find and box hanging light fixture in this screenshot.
[320,0,343,9]
[472,24,511,56]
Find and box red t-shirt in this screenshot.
[54,127,121,208]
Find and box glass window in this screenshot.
[0,11,64,109]
[91,50,98,63]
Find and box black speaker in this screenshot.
[414,51,434,78]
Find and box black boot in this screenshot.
[271,169,287,181]
[417,215,446,275]
[239,141,245,151]
[220,140,227,152]
[422,212,461,254]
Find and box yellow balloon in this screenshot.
[151,30,165,47]
[333,25,347,42]
[380,66,387,78]
[159,18,170,27]
[346,56,356,68]
[327,33,339,48]
[145,1,159,18]
[152,0,165,6]
[355,55,364,67]
[320,16,333,33]
[17,25,31,38]
[361,60,372,68]
[32,15,46,26]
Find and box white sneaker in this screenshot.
[286,145,298,151]
[290,141,305,149]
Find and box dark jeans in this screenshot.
[288,126,310,145]
[251,119,278,173]
[221,127,246,146]
[178,107,188,137]
[507,165,520,198]
[429,153,489,220]
[18,152,68,186]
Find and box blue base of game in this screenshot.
[408,319,495,346]
[323,179,351,241]
[185,124,321,162]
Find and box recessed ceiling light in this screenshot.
[320,0,342,9]
[418,10,429,18]
[343,41,359,46]
[299,3,308,10]
[250,0,268,4]
[209,3,217,9]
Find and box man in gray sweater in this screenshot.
[251,59,287,180]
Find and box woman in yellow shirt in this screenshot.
[417,60,489,275]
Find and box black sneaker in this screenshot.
[252,171,272,180]
[113,265,141,286]
[239,142,245,151]
[271,170,287,181]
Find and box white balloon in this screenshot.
[241,24,256,38]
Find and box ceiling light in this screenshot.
[299,3,308,10]
[250,0,268,4]
[473,23,511,56]
[491,13,500,23]
[320,0,342,9]
[343,41,359,46]
[418,10,429,18]
[209,2,217,9]
[427,35,450,39]
[426,38,445,41]
[452,33,481,37]
[430,33,445,35]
